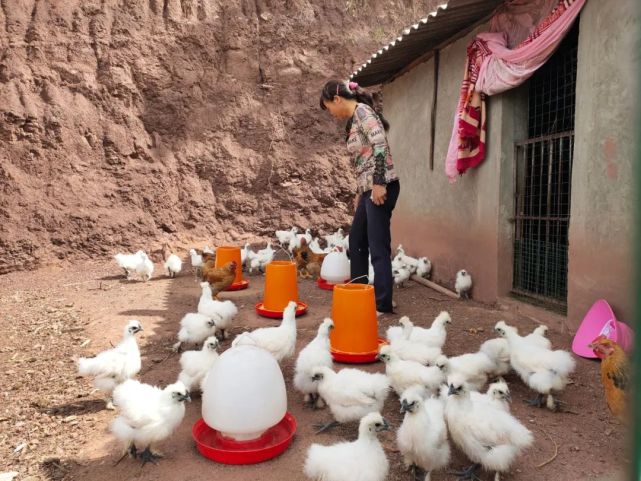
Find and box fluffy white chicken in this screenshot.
[397,386,451,481]
[524,324,552,349]
[197,282,238,339]
[495,320,575,411]
[445,374,532,481]
[177,336,219,392]
[309,237,326,254]
[480,338,511,377]
[77,320,143,410]
[393,266,411,288]
[290,228,313,252]
[310,366,390,432]
[323,228,344,249]
[232,300,297,361]
[304,412,389,481]
[275,226,298,246]
[202,245,214,254]
[396,312,451,349]
[386,323,442,365]
[436,351,495,392]
[163,254,182,278]
[241,243,252,269]
[189,248,203,268]
[249,242,275,273]
[294,318,334,408]
[134,252,154,281]
[416,257,432,278]
[111,379,190,464]
[174,312,219,351]
[114,251,144,279]
[470,379,512,413]
[455,269,472,298]
[377,345,444,396]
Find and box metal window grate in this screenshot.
[512,22,579,312]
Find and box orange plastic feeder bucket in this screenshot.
[215,246,249,291]
[255,261,307,318]
[330,284,386,363]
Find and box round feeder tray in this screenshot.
[225,279,250,291]
[193,413,297,465]
[255,301,308,319]
[331,338,388,364]
[316,277,350,291]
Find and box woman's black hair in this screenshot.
[319,79,390,136]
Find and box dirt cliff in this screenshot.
[0,0,429,273]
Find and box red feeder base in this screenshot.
[225,279,250,291]
[192,413,297,465]
[255,301,308,319]
[331,338,388,364]
[316,277,350,291]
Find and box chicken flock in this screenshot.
[76,226,583,481]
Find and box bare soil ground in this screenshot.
[0,257,629,481]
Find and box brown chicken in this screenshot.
[201,260,237,299]
[293,239,327,279]
[588,335,630,421]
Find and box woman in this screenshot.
[319,80,400,314]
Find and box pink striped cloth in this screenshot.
[445,0,586,182]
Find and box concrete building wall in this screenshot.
[384,0,638,327]
[567,0,639,328]
[384,24,524,302]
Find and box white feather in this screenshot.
[294,318,334,400]
[378,345,444,396]
[178,337,219,392]
[164,254,182,278]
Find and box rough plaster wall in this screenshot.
[567,0,640,328]
[384,22,508,301]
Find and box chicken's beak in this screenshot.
[504,393,512,403]
[400,400,410,414]
[376,419,390,432]
[447,385,456,396]
[179,393,191,402]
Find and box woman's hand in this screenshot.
[371,184,387,206]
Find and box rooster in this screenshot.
[293,238,327,279]
[201,260,237,299]
[588,336,630,421]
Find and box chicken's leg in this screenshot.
[525,393,545,408]
[449,463,482,481]
[139,447,162,465]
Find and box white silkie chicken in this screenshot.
[391,312,451,349]
[135,252,154,281]
[397,386,451,481]
[323,228,344,248]
[202,245,214,254]
[377,345,444,396]
[173,312,220,351]
[197,282,238,339]
[163,254,182,278]
[250,242,275,273]
[386,321,442,365]
[293,318,334,408]
[241,243,252,269]
[189,248,203,269]
[393,266,411,288]
[445,374,532,481]
[470,378,512,413]
[455,269,473,298]
[232,300,297,361]
[275,226,298,246]
[524,324,552,349]
[77,320,143,410]
[398,251,419,274]
[435,350,495,392]
[416,257,432,278]
[310,365,390,433]
[309,237,326,255]
[114,251,144,279]
[304,412,389,481]
[495,320,575,411]
[177,336,219,392]
[480,337,512,377]
[294,228,313,249]
[392,252,406,272]
[111,379,190,464]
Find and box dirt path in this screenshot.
[0,259,628,481]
